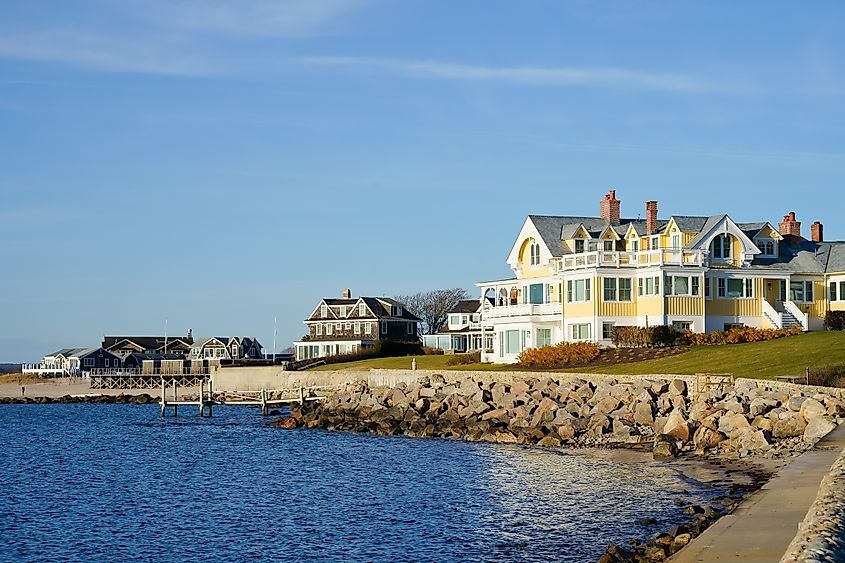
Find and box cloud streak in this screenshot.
[295,56,731,93]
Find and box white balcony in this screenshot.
[482,302,562,320]
[556,249,706,271]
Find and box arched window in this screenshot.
[530,242,541,266]
[711,235,732,260]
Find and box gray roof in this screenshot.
[825,242,845,273]
[449,300,481,314]
[685,215,728,249]
[668,216,710,233]
[528,215,668,256]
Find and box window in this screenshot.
[104,359,109,368]
[841,282,845,302]
[719,278,753,299]
[757,239,775,256]
[831,282,838,302]
[790,281,814,303]
[651,237,659,250]
[666,275,700,296]
[392,306,403,316]
[381,321,387,334]
[638,276,660,296]
[724,323,744,331]
[326,324,333,335]
[603,240,614,251]
[602,322,615,340]
[588,240,598,252]
[529,242,541,266]
[567,279,591,302]
[711,234,732,260]
[780,280,787,302]
[354,322,361,334]
[359,303,366,316]
[462,315,468,324]
[631,240,639,253]
[603,277,616,301]
[536,328,552,348]
[618,278,632,301]
[672,321,692,333]
[529,283,544,304]
[339,306,346,317]
[570,324,591,341]
[502,330,521,355]
[407,323,415,335]
[545,284,552,304]
[574,239,585,253]
[320,304,328,318]
[450,315,461,325]
[84,358,94,367]
[316,324,323,336]
[345,322,351,330]
[365,322,372,334]
[671,234,680,249]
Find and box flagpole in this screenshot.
[273,315,277,363]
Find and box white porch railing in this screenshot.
[481,302,562,319]
[556,249,706,271]
[762,300,783,329]
[21,364,76,376]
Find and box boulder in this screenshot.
[803,417,837,444]
[799,398,826,421]
[669,379,687,396]
[787,396,807,412]
[557,425,576,441]
[653,434,679,458]
[751,416,773,433]
[736,430,771,452]
[634,402,655,426]
[693,426,725,451]
[511,379,531,397]
[718,414,751,436]
[772,411,807,439]
[593,397,622,416]
[537,435,562,448]
[663,409,690,442]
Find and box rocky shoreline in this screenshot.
[273,373,845,562]
[0,393,159,404]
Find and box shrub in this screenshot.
[445,351,482,366]
[421,346,445,355]
[809,363,845,388]
[292,339,423,370]
[825,311,845,331]
[517,342,600,369]
[611,326,677,348]
[679,325,803,346]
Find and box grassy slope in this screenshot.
[570,332,845,379]
[313,332,845,379]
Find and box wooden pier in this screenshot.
[159,378,328,417]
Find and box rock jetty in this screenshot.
[276,374,844,459]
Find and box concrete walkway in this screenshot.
[671,424,845,562]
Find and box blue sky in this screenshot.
[1,0,844,361]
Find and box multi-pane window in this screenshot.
[529,242,541,266]
[316,323,323,336]
[651,237,659,250]
[666,275,701,296]
[450,315,461,326]
[671,234,680,249]
[603,240,614,251]
[407,323,415,335]
[718,278,754,298]
[757,239,775,256]
[501,330,521,355]
[326,324,333,335]
[602,322,615,340]
[704,277,711,298]
[320,304,328,318]
[631,240,639,253]
[574,239,585,253]
[638,276,660,296]
[711,234,732,260]
[602,277,632,301]
[529,283,544,304]
[354,322,361,334]
[536,328,552,348]
[790,281,814,303]
[567,279,591,302]
[365,322,372,334]
[570,324,591,340]
[359,303,366,316]
[672,321,692,333]
[381,321,388,334]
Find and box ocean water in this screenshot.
[0,404,719,563]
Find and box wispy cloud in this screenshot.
[294,56,732,93]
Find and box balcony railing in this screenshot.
[481,302,562,319]
[556,249,706,271]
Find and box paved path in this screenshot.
[670,424,845,562]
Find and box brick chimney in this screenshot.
[779,212,802,238]
[645,201,658,234]
[811,221,823,243]
[599,190,621,225]
[342,288,351,299]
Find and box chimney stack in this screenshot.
[599,190,621,225]
[646,201,658,234]
[811,221,824,243]
[342,288,351,299]
[779,212,802,238]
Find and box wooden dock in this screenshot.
[159,378,328,417]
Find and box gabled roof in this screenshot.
[527,215,669,256]
[305,296,421,322]
[47,347,87,358]
[666,216,709,233]
[102,335,193,351]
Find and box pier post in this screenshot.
[160,377,166,417]
[261,389,268,416]
[298,386,305,406]
[172,380,177,417]
[199,379,204,417]
[207,379,213,417]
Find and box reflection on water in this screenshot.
[0,405,717,562]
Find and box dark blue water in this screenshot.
[0,405,718,562]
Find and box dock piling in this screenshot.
[160,377,166,417]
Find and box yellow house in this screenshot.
[478,190,837,363]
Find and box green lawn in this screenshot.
[568,331,845,379]
[313,332,845,379]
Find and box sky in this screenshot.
[1,0,844,361]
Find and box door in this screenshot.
[765,279,780,306]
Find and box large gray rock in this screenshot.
[718,413,751,436]
[593,397,622,416]
[772,411,807,439]
[799,398,826,421]
[736,429,772,452]
[663,410,690,442]
[693,425,726,451]
[749,397,777,418]
[669,379,687,396]
[803,417,837,444]
[787,396,807,412]
[634,402,655,426]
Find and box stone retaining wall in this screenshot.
[781,449,845,562]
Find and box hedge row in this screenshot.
[611,326,677,348]
[825,311,845,331]
[292,339,424,370]
[517,342,600,369]
[679,325,802,345]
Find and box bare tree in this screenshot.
[395,288,469,335]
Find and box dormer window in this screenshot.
[671,234,681,249]
[392,305,402,316]
[359,303,366,316]
[711,234,732,260]
[574,239,585,253]
[339,306,346,317]
[320,304,328,318]
[757,239,776,257]
[529,242,541,266]
[603,240,614,251]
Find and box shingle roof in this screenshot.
[449,300,481,314]
[669,216,710,233]
[685,215,728,248]
[102,336,193,351]
[528,215,669,256]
